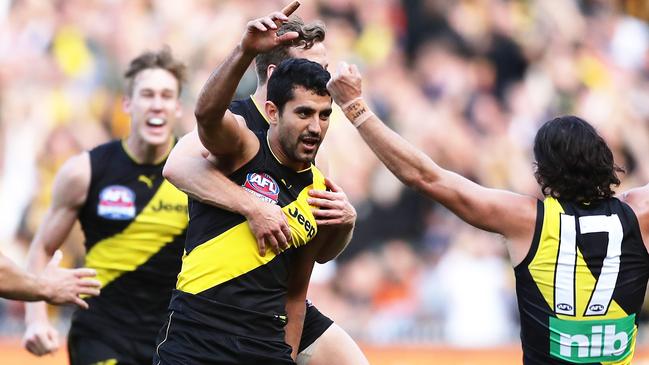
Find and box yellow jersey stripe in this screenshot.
[85,180,187,288]
[178,176,324,294]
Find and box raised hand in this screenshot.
[326,61,364,106]
[240,2,301,56]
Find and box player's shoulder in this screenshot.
[52,151,91,202]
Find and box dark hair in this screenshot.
[254,17,326,84]
[266,58,330,113]
[124,47,187,96]
[533,115,624,203]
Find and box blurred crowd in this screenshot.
[1,0,649,348]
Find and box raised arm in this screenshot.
[194,9,298,156]
[23,153,101,356]
[163,131,292,256]
[326,62,537,241]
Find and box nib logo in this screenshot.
[550,315,635,363]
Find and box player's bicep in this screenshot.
[163,130,212,184]
[197,110,249,156]
[32,153,90,254]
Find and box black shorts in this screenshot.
[153,310,295,365]
[68,326,153,365]
[299,301,334,353]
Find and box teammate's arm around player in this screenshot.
[164,131,292,256]
[327,62,538,263]
[23,152,101,356]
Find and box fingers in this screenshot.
[281,1,300,17]
[324,177,342,192]
[260,16,279,30]
[73,297,89,310]
[350,63,360,76]
[276,31,299,43]
[78,286,101,297]
[24,331,59,356]
[275,227,289,251]
[337,61,350,77]
[249,11,289,32]
[250,19,268,32]
[281,223,293,245]
[256,235,267,257]
[308,197,337,209]
[312,208,342,219]
[25,339,53,357]
[308,191,342,205]
[266,233,280,255]
[25,341,43,356]
[79,278,101,287]
[73,268,97,278]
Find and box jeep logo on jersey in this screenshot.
[288,206,316,239]
[152,200,188,213]
[97,185,136,220]
[243,173,280,204]
[549,315,635,363]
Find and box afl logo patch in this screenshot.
[97,185,136,220]
[243,173,279,204]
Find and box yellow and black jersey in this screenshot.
[72,140,188,342]
[515,197,649,364]
[170,134,325,340]
[230,96,269,133]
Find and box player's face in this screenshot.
[123,68,181,146]
[272,87,332,168]
[290,42,328,70]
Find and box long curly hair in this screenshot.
[533,116,624,203]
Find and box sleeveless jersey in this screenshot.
[230,96,269,133]
[515,197,649,364]
[73,140,188,342]
[171,134,326,340]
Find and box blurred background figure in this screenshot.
[1,0,649,363]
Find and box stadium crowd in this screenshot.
[1,0,649,348]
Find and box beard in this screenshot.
[279,130,320,165]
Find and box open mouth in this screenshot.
[301,137,320,150]
[146,117,166,127]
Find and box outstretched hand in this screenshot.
[40,250,101,309]
[240,1,301,56]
